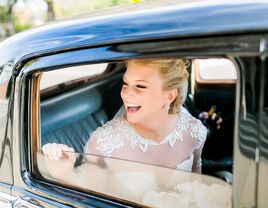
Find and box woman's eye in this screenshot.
[136,84,147,89]
[122,81,128,86]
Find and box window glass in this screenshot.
[37,151,232,207]
[36,59,235,206]
[194,59,237,81]
[40,63,107,90]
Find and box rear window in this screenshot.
[194,59,237,82]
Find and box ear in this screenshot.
[166,88,178,104]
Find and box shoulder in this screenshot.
[180,107,208,145]
[84,117,126,156]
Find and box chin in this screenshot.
[126,113,142,124]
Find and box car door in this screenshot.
[0,64,14,206]
[7,33,262,208]
[256,38,268,208]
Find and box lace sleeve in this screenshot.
[190,119,207,169]
[193,142,205,168]
[190,119,207,149]
[84,118,124,157]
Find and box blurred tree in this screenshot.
[12,0,47,32]
[1,0,145,40]
[46,0,54,21]
[0,0,17,39]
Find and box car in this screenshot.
[0,0,268,207]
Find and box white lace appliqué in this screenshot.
[89,107,207,157]
[128,109,207,153]
[89,119,126,157]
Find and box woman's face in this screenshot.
[121,61,171,124]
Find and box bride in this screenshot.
[42,58,207,173]
[41,58,209,204]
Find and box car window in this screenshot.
[193,59,237,83]
[40,63,108,90]
[35,59,236,207]
[37,151,232,207]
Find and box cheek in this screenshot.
[142,90,164,108]
[120,88,124,99]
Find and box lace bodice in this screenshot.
[84,107,207,172]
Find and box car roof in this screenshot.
[0,0,268,70]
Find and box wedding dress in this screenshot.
[81,108,233,207]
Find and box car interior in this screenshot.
[40,67,123,153]
[39,58,236,182]
[192,59,236,178]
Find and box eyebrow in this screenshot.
[123,75,151,85]
[123,76,150,84]
[136,80,151,84]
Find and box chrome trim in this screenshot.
[0,191,16,201]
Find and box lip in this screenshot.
[124,103,142,113]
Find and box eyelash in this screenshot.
[122,81,147,89]
[136,84,146,89]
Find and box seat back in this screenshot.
[41,85,108,152]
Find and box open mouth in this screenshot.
[126,104,141,113]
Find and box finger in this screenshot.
[51,143,60,160]
[42,143,53,157]
[56,144,62,158]
[42,144,48,155]
[199,112,209,119]
[43,143,53,160]
[59,144,68,152]
[216,118,223,124]
[67,147,75,152]
[211,113,216,120]
[60,144,74,152]
[217,124,221,129]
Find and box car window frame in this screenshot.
[13,34,262,207]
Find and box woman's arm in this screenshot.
[192,146,203,174]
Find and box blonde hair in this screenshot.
[127,58,189,114]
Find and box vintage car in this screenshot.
[0,0,268,207]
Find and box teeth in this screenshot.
[126,104,140,107]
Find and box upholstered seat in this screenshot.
[41,86,108,152]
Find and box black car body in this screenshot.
[0,0,268,207]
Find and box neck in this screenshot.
[130,112,178,143]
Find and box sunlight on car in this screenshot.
[40,63,108,90]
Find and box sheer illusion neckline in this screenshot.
[121,113,183,152]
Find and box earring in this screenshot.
[165,103,170,111]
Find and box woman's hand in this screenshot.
[42,143,77,181]
[42,143,75,160]
[199,111,222,130]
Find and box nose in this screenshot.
[121,85,134,100]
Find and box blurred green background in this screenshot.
[0,0,143,41]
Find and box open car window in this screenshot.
[36,58,237,207]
